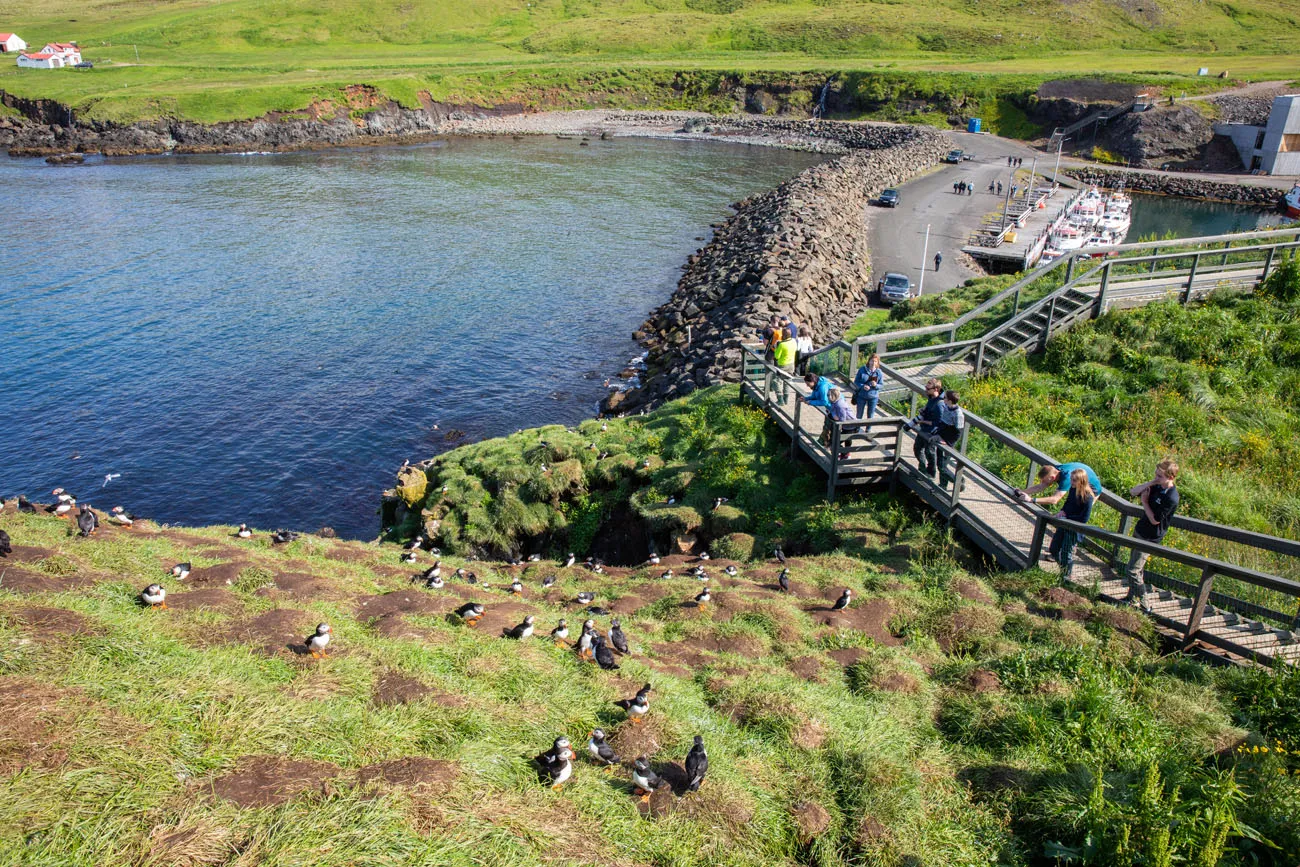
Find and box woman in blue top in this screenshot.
[853,353,883,419]
[1048,468,1096,581]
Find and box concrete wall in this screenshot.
[1262,95,1300,175]
[1215,121,1265,170]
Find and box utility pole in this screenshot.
[134,44,139,63]
[918,223,931,296]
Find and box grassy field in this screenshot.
[0,0,1295,124]
[3,383,1300,866]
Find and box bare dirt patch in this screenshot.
[966,669,1003,693]
[322,543,384,565]
[873,670,920,694]
[1092,605,1147,634]
[353,591,445,623]
[1035,587,1093,622]
[827,647,869,667]
[792,800,832,842]
[8,605,98,637]
[608,715,671,758]
[223,609,317,656]
[788,655,828,682]
[0,677,78,774]
[809,598,899,645]
[373,671,465,709]
[254,572,340,601]
[356,757,458,794]
[954,579,994,605]
[184,562,250,587]
[0,566,90,594]
[167,588,242,613]
[209,755,339,807]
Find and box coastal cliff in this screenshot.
[612,124,952,413]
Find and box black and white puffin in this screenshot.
[76,505,99,537]
[694,585,711,607]
[171,562,191,581]
[503,615,535,640]
[684,735,708,792]
[111,506,135,527]
[0,529,12,558]
[648,552,660,566]
[454,602,485,627]
[592,634,620,671]
[509,579,524,596]
[712,497,728,510]
[724,565,738,577]
[140,583,167,609]
[659,569,673,580]
[615,683,651,723]
[527,553,541,562]
[608,618,629,655]
[52,497,76,519]
[698,551,710,561]
[271,529,298,544]
[631,756,662,800]
[600,421,608,432]
[536,736,575,789]
[401,550,418,564]
[563,553,576,568]
[405,535,424,551]
[774,547,786,564]
[550,618,569,645]
[542,575,556,588]
[306,623,331,658]
[832,588,852,611]
[425,571,445,590]
[18,496,36,513]
[575,591,595,605]
[52,488,75,504]
[236,524,252,539]
[587,729,620,770]
[576,619,596,660]
[454,567,468,581]
[778,568,791,593]
[423,562,442,583]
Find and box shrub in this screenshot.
[712,532,756,561]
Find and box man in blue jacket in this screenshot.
[910,379,944,479]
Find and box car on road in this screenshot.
[877,272,915,305]
[74,61,93,69]
[878,188,899,207]
[944,149,964,163]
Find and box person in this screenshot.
[988,180,996,193]
[936,390,965,488]
[1007,155,1013,167]
[853,353,883,419]
[1049,468,1096,581]
[821,387,856,458]
[997,181,1003,195]
[772,328,798,402]
[757,315,781,363]
[780,315,799,343]
[953,181,960,194]
[934,251,943,271]
[802,372,834,409]
[910,379,944,479]
[967,182,973,196]
[1125,460,1180,607]
[1017,462,1101,507]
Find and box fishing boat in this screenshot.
[1286,184,1300,218]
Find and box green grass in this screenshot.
[0,0,1295,125]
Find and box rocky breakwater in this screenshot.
[609,124,951,414]
[1066,167,1285,207]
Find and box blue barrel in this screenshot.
[967,118,982,133]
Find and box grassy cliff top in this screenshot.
[0,0,1295,123]
[2,384,1300,864]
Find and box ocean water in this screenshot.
[0,137,822,538]
[1127,192,1290,241]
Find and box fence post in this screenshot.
[1182,252,1200,305]
[1183,565,1217,650]
[1261,246,1276,284]
[763,367,773,406]
[973,340,986,375]
[1064,255,1075,284]
[828,421,841,500]
[1028,513,1047,566]
[1149,247,1159,274]
[1026,461,1038,488]
[949,457,965,513]
[1012,286,1021,317]
[1114,513,1136,567]
[1094,261,1111,318]
[790,398,802,460]
[1039,295,1058,352]
[892,421,905,471]
[1220,239,1231,267]
[849,342,859,380]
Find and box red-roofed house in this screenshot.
[43,42,80,63]
[0,33,26,53]
[16,41,79,68]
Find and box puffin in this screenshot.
[271,529,298,544]
[563,553,576,568]
[631,756,662,800]
[591,634,620,671]
[615,683,651,723]
[600,421,608,432]
[405,535,424,551]
[832,588,853,611]
[778,568,791,594]
[694,585,711,608]
[698,551,711,561]
[454,567,468,581]
[774,547,786,564]
[140,583,167,609]
[455,602,485,627]
[423,562,442,583]
[724,565,738,577]
[536,736,575,789]
[18,496,36,513]
[171,562,191,581]
[306,623,332,658]
[401,550,418,564]
[608,618,630,655]
[684,735,708,792]
[52,497,76,519]
[575,591,595,605]
[110,506,135,527]
[236,524,252,539]
[648,552,660,566]
[541,575,557,588]
[52,488,75,504]
[0,529,11,558]
[659,569,673,580]
[76,505,99,537]
[509,579,524,596]
[425,571,445,590]
[527,554,541,562]
[550,618,569,646]
[576,619,596,660]
[712,497,729,510]
[503,615,535,640]
[587,729,620,770]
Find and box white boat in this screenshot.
[1286,184,1300,218]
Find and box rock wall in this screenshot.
[610,125,952,413]
[1065,167,1286,206]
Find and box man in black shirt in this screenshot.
[1126,459,1180,608]
[910,379,944,479]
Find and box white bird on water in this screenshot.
[102,473,121,489]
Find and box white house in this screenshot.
[0,33,27,53]
[43,42,80,64]
[16,52,61,69]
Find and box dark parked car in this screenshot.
[74,61,93,69]
[877,272,915,305]
[944,149,963,163]
[878,188,900,207]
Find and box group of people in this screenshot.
[952,180,974,195]
[759,314,816,400]
[1007,155,1025,167]
[908,377,966,489]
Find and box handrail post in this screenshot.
[849,341,859,380]
[1064,255,1075,284]
[1094,261,1111,318]
[892,420,904,472]
[949,453,964,513]
[763,367,773,406]
[1039,295,1057,352]
[1011,286,1021,317]
[1220,239,1231,267]
[973,340,986,375]
[1114,513,1136,567]
[828,420,841,500]
[1149,247,1159,274]
[790,397,802,459]
[1026,460,1038,488]
[1028,513,1047,566]
[1183,252,1200,305]
[1261,246,1276,284]
[1183,565,1217,650]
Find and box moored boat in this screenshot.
[1286,184,1300,219]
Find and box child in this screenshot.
[1126,459,1180,607]
[937,390,965,488]
[1049,468,1096,581]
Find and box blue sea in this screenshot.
[0,137,823,538]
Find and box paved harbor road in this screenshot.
[865,131,1046,302]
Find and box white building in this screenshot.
[43,42,80,64]
[0,33,26,53]
[1216,95,1300,176]
[16,51,61,69]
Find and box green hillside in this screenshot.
[0,0,1295,123]
[2,387,1299,865]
